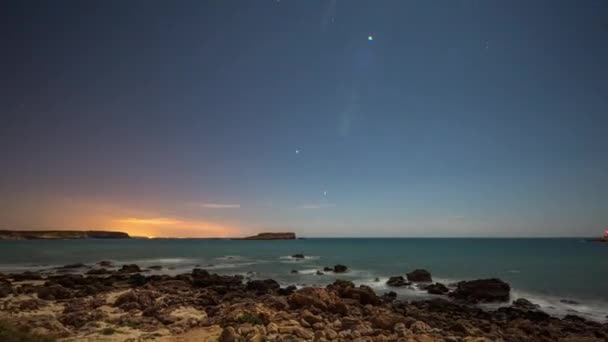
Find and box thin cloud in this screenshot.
[199,203,240,209]
[297,203,336,209]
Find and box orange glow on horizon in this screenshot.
[112,216,238,238]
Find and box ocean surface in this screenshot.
[1,238,606,321]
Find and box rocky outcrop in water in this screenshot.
[450,278,511,303]
[406,269,432,282]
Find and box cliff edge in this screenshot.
[0,230,130,240]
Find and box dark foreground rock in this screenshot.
[406,269,432,282]
[425,282,449,295]
[386,276,411,287]
[332,264,348,273]
[0,267,605,342]
[450,278,511,303]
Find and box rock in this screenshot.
[426,282,449,295]
[118,264,142,273]
[386,276,410,287]
[560,299,580,305]
[148,265,162,270]
[288,287,344,313]
[290,269,298,274]
[291,254,305,259]
[0,283,12,298]
[409,320,432,334]
[513,298,540,310]
[333,264,348,273]
[246,279,280,294]
[381,291,397,302]
[60,263,86,269]
[278,285,296,296]
[450,278,510,303]
[86,268,111,275]
[9,271,43,281]
[98,260,113,267]
[323,266,333,272]
[316,270,324,275]
[219,326,242,342]
[114,290,157,310]
[406,269,432,282]
[129,273,147,286]
[371,311,404,330]
[37,285,72,300]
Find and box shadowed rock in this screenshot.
[406,269,432,282]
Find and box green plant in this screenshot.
[100,327,116,335]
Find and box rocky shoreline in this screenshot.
[1,264,606,341]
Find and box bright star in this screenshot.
[295,150,299,154]
[367,35,374,41]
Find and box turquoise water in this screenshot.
[1,238,606,320]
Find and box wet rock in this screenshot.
[316,270,324,275]
[246,279,280,294]
[9,271,43,281]
[118,264,142,273]
[86,268,111,275]
[98,260,113,267]
[381,291,397,302]
[291,254,305,259]
[290,269,298,274]
[60,263,86,269]
[149,265,162,270]
[513,298,540,310]
[406,269,432,282]
[450,278,510,303]
[333,264,348,273]
[560,299,580,305]
[426,282,449,295]
[323,266,333,272]
[278,285,296,296]
[386,276,410,287]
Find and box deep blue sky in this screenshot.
[1,0,607,237]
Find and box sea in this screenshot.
[1,238,606,322]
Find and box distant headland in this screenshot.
[239,232,296,240]
[0,230,130,240]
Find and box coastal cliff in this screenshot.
[0,230,130,240]
[241,232,296,240]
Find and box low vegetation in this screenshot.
[0,321,55,342]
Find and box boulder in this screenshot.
[291,254,305,259]
[278,285,296,296]
[37,285,73,300]
[450,278,510,303]
[426,282,449,295]
[114,290,157,310]
[119,264,142,273]
[316,270,324,275]
[406,269,432,282]
[513,298,540,310]
[246,279,280,294]
[288,287,344,313]
[323,266,333,272]
[333,264,348,273]
[386,276,410,287]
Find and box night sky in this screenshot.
[1,1,607,237]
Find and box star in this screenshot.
[323,191,327,196]
[295,149,300,154]
[367,35,374,41]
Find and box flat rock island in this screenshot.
[240,232,296,240]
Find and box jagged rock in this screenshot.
[426,282,449,295]
[114,290,157,310]
[246,279,280,294]
[86,268,111,275]
[450,278,510,303]
[386,276,410,287]
[9,271,42,281]
[37,285,72,300]
[118,264,142,273]
[406,269,432,282]
[278,285,296,296]
[288,287,344,313]
[333,264,348,273]
[513,298,540,310]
